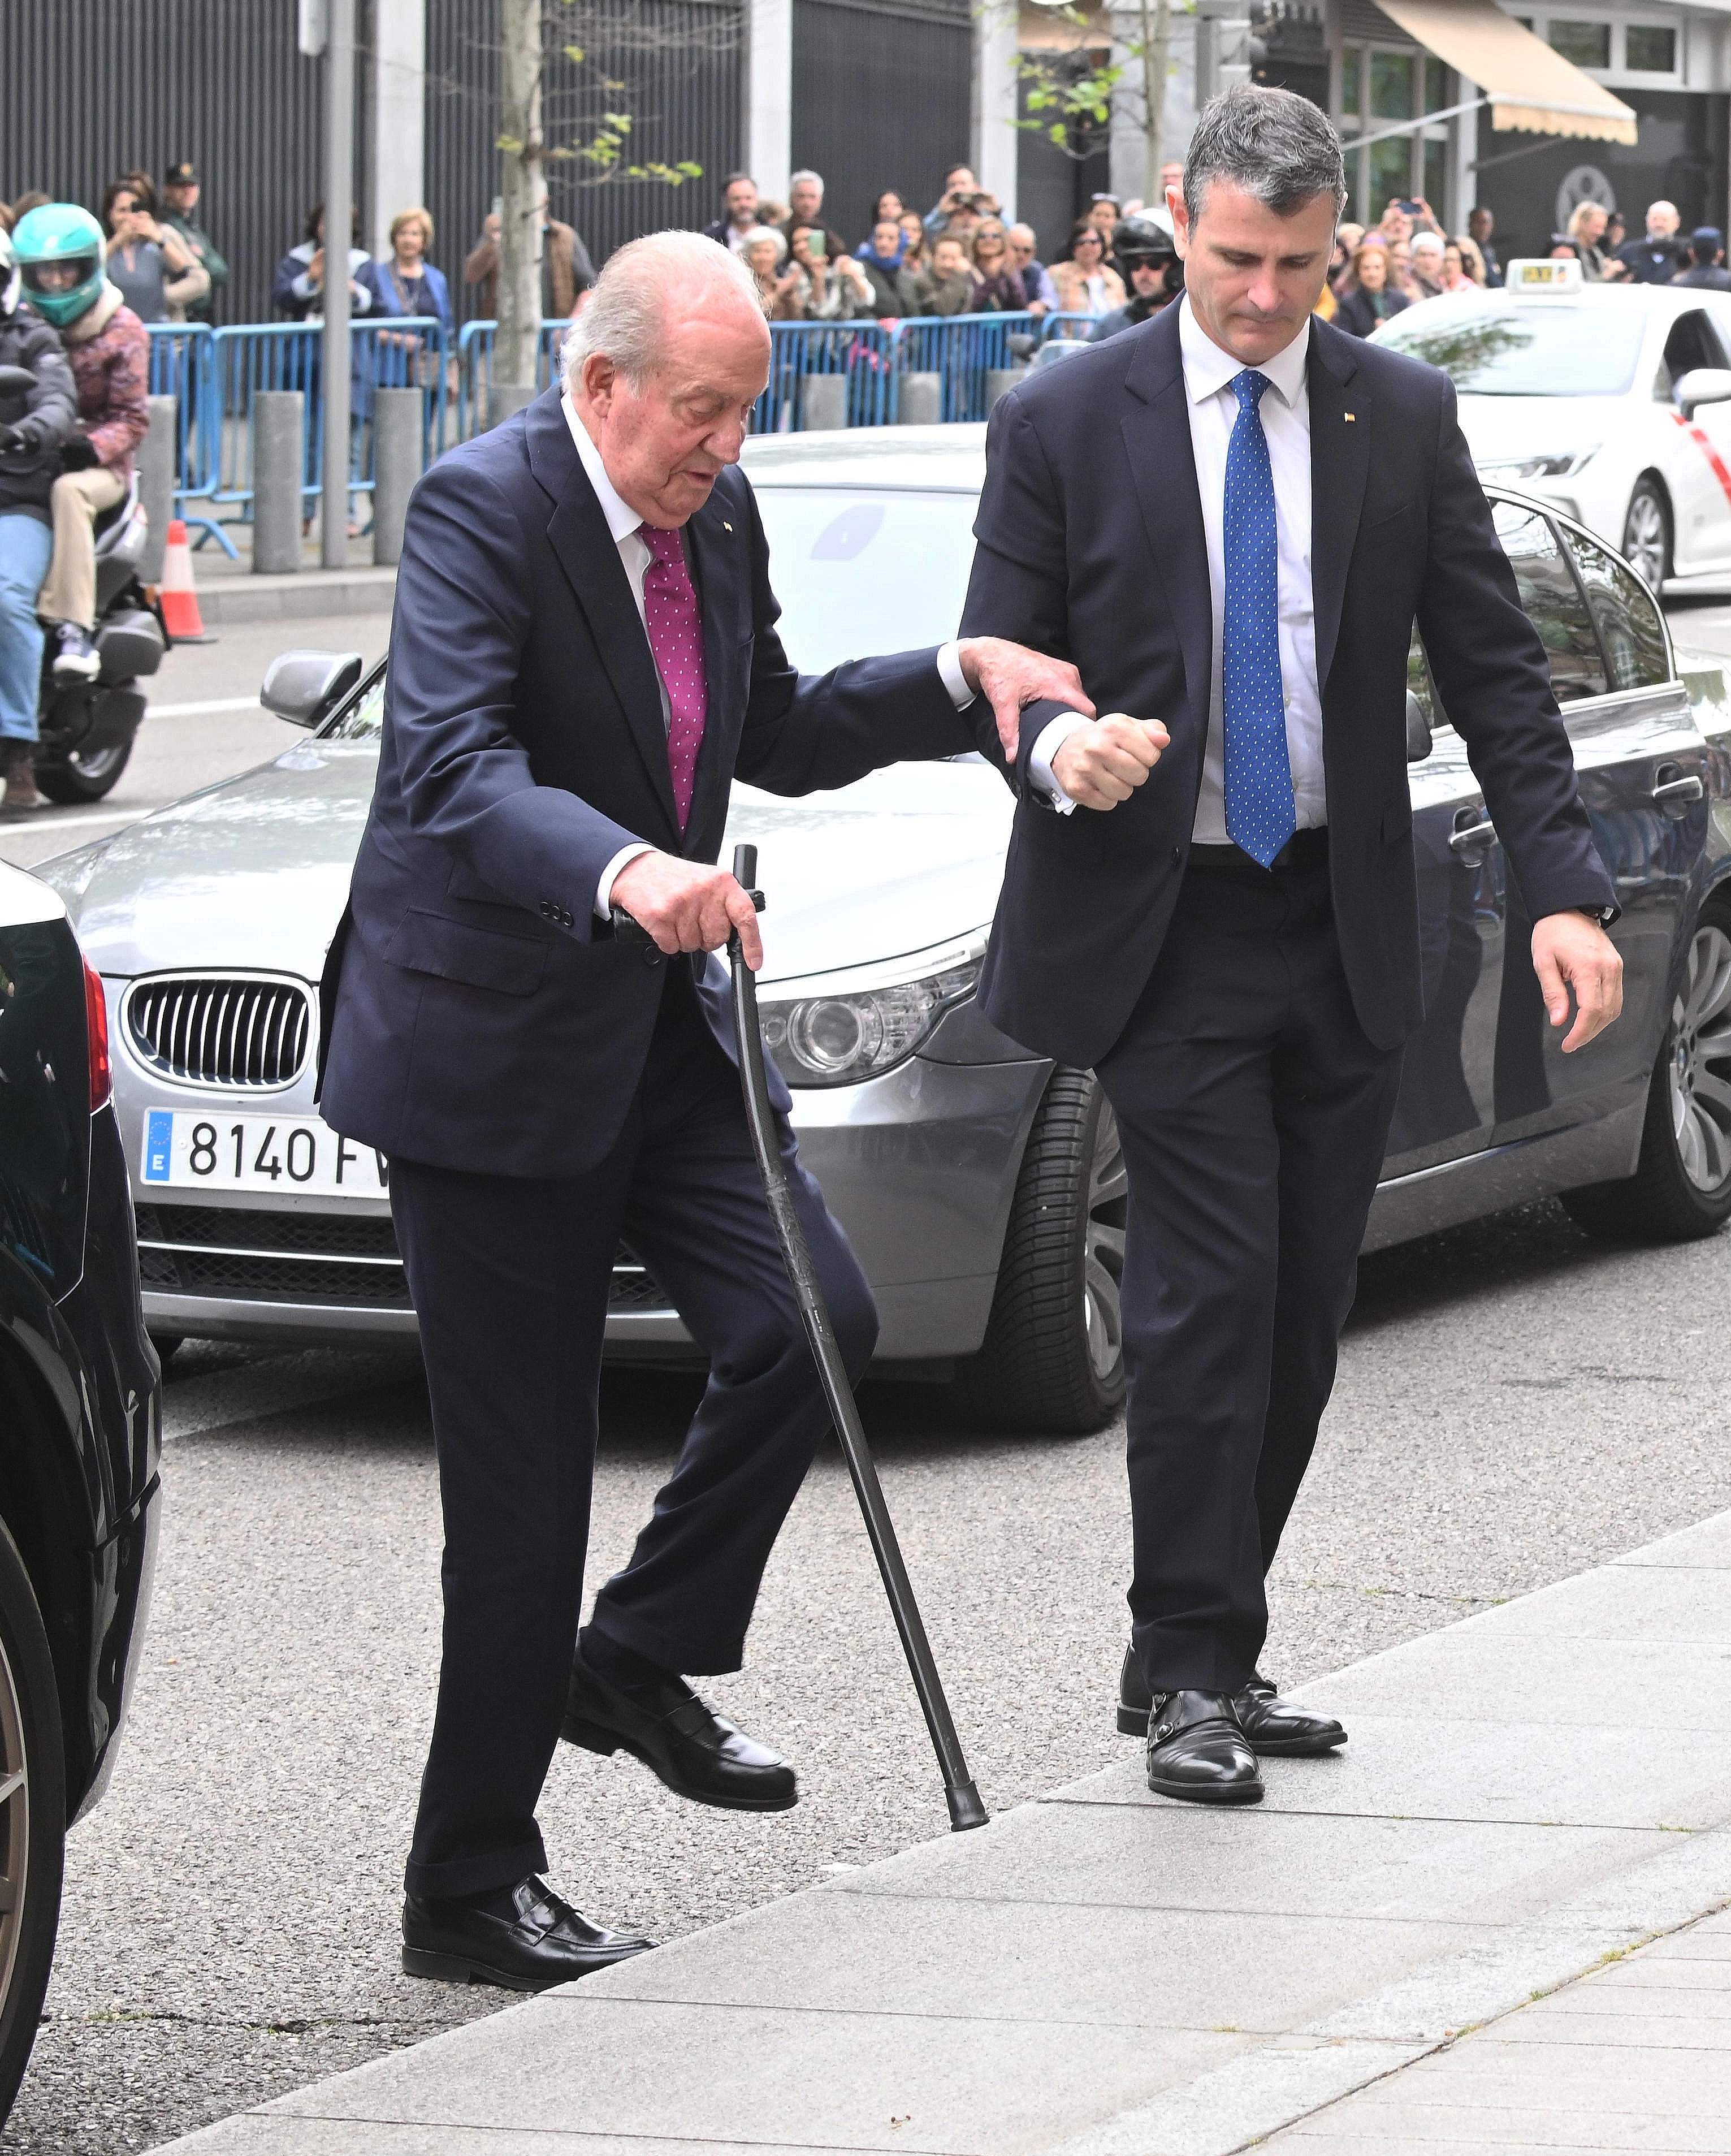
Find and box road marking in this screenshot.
[2,806,151,840]
[145,696,264,718]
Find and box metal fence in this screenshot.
[144,309,1096,545]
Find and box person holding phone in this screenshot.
[786,222,871,319]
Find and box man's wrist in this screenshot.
[1030,712,1089,814]
[936,640,975,710]
[595,842,656,921]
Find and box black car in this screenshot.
[0,857,159,2117]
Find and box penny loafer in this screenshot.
[562,1650,798,1813]
[1118,1648,1347,1756]
[1146,1689,1263,1806]
[403,1874,655,1992]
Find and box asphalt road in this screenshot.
[1,600,1730,2153]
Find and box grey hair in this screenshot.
[563,230,766,388]
[1183,84,1346,227]
[789,167,824,191]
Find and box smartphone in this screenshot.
[491,195,504,224]
[807,232,827,260]
[1397,198,1422,216]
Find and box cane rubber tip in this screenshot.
[947,1782,989,1831]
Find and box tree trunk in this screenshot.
[1139,0,1170,209]
[497,0,545,415]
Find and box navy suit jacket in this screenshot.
[958,304,1618,1069]
[319,386,973,1178]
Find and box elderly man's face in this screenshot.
[1007,225,1036,262]
[789,177,823,222]
[1648,200,1680,238]
[578,288,769,528]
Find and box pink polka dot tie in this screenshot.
[641,524,709,832]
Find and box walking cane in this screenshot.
[615,845,989,1833]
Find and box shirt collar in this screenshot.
[562,391,642,546]
[1178,295,1309,409]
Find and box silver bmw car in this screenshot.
[37,427,1731,1434]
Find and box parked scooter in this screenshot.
[0,362,167,805]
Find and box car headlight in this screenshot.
[758,931,987,1088]
[1475,448,1595,482]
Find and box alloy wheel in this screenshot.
[0,1627,32,2024]
[1083,1100,1127,1382]
[1669,922,1731,1191]
[1624,489,1668,590]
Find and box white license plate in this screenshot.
[140,1110,390,1199]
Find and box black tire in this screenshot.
[1562,907,1731,1243]
[950,1069,1128,1434]
[1621,476,1672,593]
[0,1517,65,2129]
[35,733,133,805]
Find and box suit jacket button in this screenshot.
[539,900,553,918]
[642,945,662,967]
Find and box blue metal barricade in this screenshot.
[1038,310,1098,344]
[751,320,897,433]
[456,319,570,442]
[887,313,1037,423]
[144,324,227,551]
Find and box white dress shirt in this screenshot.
[560,393,977,917]
[1029,297,1326,842]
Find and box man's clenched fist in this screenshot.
[1051,714,1170,810]
[611,852,764,970]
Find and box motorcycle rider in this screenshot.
[0,228,76,810]
[11,205,149,686]
[1089,216,1183,341]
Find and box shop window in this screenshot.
[1370,49,1414,118]
[1625,23,1676,71]
[1423,55,1446,112]
[1547,19,1612,67]
[1340,46,1361,117]
[1424,138,1447,206]
[1371,137,1412,212]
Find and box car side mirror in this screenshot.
[1674,367,1731,420]
[261,649,364,729]
[1405,689,1433,763]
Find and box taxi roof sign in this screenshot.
[1505,257,1584,293]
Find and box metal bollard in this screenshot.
[370,387,423,568]
[897,373,942,426]
[138,394,177,585]
[799,374,849,431]
[984,366,1028,411]
[490,381,537,428]
[252,390,305,575]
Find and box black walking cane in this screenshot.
[614,845,989,1833]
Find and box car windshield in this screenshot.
[323,486,979,735]
[1376,301,1648,396]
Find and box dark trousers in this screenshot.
[389,963,876,1899]
[1096,845,1403,1697]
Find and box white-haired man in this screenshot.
[319,231,1090,1991]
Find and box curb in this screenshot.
[192,568,397,626]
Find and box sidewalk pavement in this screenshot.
[160,1508,1731,2156]
[176,536,395,626]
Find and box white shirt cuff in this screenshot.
[595,843,656,921]
[1029,712,1090,814]
[936,641,974,710]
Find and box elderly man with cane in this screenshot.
[961,85,1622,1808]
[318,231,1088,1991]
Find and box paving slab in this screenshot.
[153,1507,1731,2156]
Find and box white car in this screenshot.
[1375,257,1731,594]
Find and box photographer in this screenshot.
[0,228,75,810]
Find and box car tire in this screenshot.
[1562,908,1731,1243]
[951,1069,1128,1435]
[0,1516,65,2128]
[1621,477,1673,593]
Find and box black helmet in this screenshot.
[1115,217,1175,269]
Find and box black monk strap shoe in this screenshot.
[1145,1690,1264,1806]
[1118,1647,1347,1756]
[562,1650,798,1813]
[403,1874,655,1992]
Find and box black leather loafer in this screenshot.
[403,1874,655,1992]
[1232,1672,1347,1756]
[562,1650,798,1813]
[1146,1689,1263,1805]
[1118,1648,1346,1756]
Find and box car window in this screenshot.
[1565,528,1671,689]
[749,488,979,669]
[1492,503,1607,702]
[1406,628,1437,730]
[1662,309,1730,382]
[1376,299,1647,396]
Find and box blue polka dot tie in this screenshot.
[1222,369,1295,867]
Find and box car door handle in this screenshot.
[1651,772,1704,805]
[1448,813,1496,849]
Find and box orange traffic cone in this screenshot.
[158,519,213,642]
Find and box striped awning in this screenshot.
[1373,0,1639,144]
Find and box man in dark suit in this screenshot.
[960,86,1624,1807]
[319,230,1088,1988]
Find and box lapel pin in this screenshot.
[722,519,733,532]
[1344,412,1356,422]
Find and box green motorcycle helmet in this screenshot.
[12,204,106,328]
